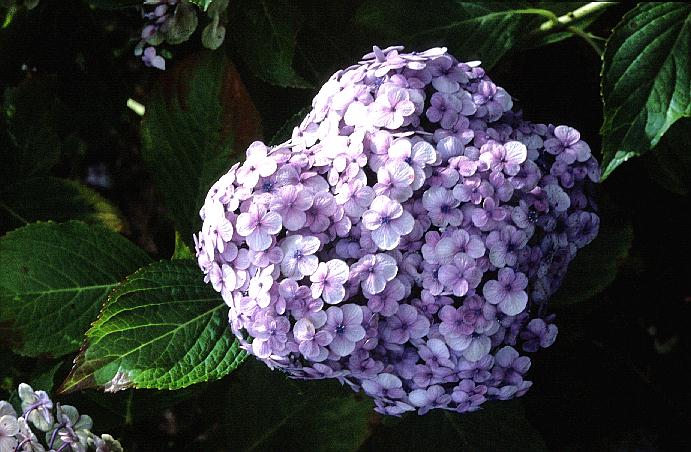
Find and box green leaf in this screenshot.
[141,51,261,248]
[29,361,64,393]
[228,0,312,88]
[190,0,214,11]
[78,384,208,429]
[201,17,226,50]
[1,78,62,183]
[354,1,556,69]
[550,220,634,307]
[649,119,691,196]
[600,2,691,179]
[0,177,125,235]
[164,1,198,45]
[86,0,141,8]
[59,260,246,393]
[269,105,311,145]
[0,221,151,357]
[359,400,547,452]
[172,231,194,260]
[224,360,374,452]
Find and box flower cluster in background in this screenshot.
[195,45,600,416]
[0,384,122,451]
[135,0,228,70]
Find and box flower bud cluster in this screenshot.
[135,1,180,70]
[195,46,600,415]
[0,383,122,451]
[135,0,229,70]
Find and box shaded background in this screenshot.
[1,1,689,450]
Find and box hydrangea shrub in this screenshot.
[195,45,600,416]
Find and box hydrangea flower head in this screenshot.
[1,384,121,452]
[196,45,600,416]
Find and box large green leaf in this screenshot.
[0,221,151,357]
[141,51,260,247]
[224,360,374,452]
[1,78,62,183]
[0,177,125,235]
[550,219,633,307]
[600,2,691,179]
[228,0,312,88]
[648,119,691,196]
[354,1,557,69]
[59,259,246,393]
[359,400,547,452]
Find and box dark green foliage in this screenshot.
[550,216,634,307]
[1,78,62,182]
[224,360,374,452]
[0,221,151,357]
[141,51,259,248]
[355,1,575,70]
[228,0,312,88]
[600,2,691,178]
[61,260,246,393]
[0,177,126,234]
[360,400,547,452]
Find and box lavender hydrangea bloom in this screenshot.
[279,235,320,279]
[310,259,349,304]
[294,316,332,362]
[362,195,415,250]
[19,383,53,432]
[352,253,398,295]
[235,204,282,251]
[196,45,600,416]
[383,304,430,344]
[2,384,121,452]
[483,268,529,315]
[370,86,416,129]
[426,93,462,129]
[438,254,482,297]
[544,125,592,164]
[141,46,165,70]
[0,401,18,452]
[135,1,179,70]
[325,304,366,356]
[270,186,313,231]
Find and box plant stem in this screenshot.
[535,2,616,57]
[538,2,617,33]
[567,26,605,57]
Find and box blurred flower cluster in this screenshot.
[0,384,121,452]
[195,46,600,415]
[135,0,228,70]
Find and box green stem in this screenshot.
[567,26,604,57]
[0,200,28,225]
[538,2,617,33]
[536,2,617,57]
